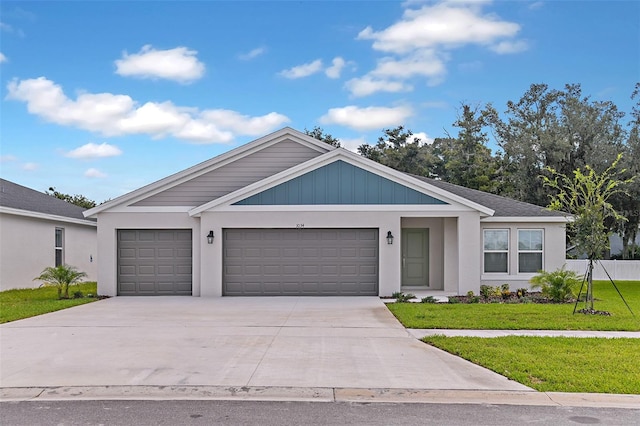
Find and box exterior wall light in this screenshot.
[207,230,214,244]
[386,231,394,245]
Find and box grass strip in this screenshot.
[422,335,640,394]
[388,281,640,331]
[0,282,99,323]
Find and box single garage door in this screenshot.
[117,229,192,295]
[223,228,378,296]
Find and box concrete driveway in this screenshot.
[0,297,529,391]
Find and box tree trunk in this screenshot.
[586,259,594,311]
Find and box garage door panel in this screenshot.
[223,228,378,296]
[117,229,192,296]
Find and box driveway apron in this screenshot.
[0,297,529,390]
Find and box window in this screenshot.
[55,228,64,267]
[518,229,543,273]
[483,229,509,273]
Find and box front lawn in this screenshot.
[423,335,640,394]
[0,282,99,324]
[388,281,640,331]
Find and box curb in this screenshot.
[1,386,639,409]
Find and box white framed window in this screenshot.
[55,228,64,267]
[483,229,509,273]
[518,229,543,273]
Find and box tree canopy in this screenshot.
[46,187,97,209]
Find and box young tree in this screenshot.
[542,155,634,311]
[34,264,88,299]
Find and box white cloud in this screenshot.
[325,57,346,79]
[345,76,413,97]
[238,47,266,60]
[6,77,290,144]
[84,168,107,178]
[490,40,528,54]
[0,52,6,63]
[22,162,38,171]
[114,45,205,83]
[0,22,13,32]
[200,110,290,136]
[0,154,17,162]
[412,131,434,145]
[357,2,521,53]
[279,59,323,79]
[319,105,413,131]
[371,50,446,81]
[338,137,368,153]
[65,142,123,159]
[529,2,544,10]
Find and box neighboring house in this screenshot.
[84,127,568,297]
[0,179,97,291]
[609,227,640,259]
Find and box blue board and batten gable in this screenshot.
[234,160,448,205]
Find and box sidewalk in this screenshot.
[408,329,640,338]
[2,385,640,409]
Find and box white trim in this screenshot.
[0,206,97,227]
[190,148,495,217]
[104,206,194,214]
[483,228,510,274]
[84,127,334,218]
[481,216,569,223]
[517,228,545,274]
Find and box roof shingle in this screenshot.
[0,179,93,221]
[409,174,566,217]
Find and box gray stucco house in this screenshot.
[0,179,97,290]
[85,127,568,297]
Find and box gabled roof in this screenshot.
[189,148,495,216]
[0,179,96,225]
[409,175,567,219]
[84,127,334,217]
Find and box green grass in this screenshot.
[0,282,99,324]
[388,281,640,331]
[423,335,640,394]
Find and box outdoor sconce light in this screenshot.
[206,230,214,244]
[386,231,394,245]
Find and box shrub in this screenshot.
[393,292,416,302]
[448,296,460,304]
[530,267,583,302]
[480,285,493,299]
[501,283,511,299]
[421,296,438,304]
[516,288,528,298]
[73,291,84,299]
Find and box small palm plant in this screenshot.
[530,266,582,303]
[34,264,88,299]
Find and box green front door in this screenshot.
[402,228,429,287]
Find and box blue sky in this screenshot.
[1,0,638,203]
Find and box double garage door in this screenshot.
[117,228,379,296]
[223,228,379,296]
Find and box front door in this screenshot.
[402,228,429,287]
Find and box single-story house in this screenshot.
[84,127,568,297]
[0,179,97,291]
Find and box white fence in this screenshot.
[565,259,640,281]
